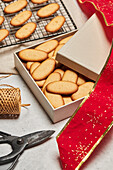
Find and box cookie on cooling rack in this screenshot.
[10,11,32,26]
[4,0,27,14]
[0,29,9,42]
[31,0,48,4]
[15,22,36,39]
[37,3,60,18]
[45,16,65,33]
[0,16,4,25]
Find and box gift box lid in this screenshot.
[56,14,111,81]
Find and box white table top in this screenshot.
[0,0,87,169]
[1,74,113,170]
[0,74,68,170]
[0,0,113,169]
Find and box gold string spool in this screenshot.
[0,84,30,119]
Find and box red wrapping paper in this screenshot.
[57,0,113,169]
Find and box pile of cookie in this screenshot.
[0,0,65,42]
[18,35,95,109]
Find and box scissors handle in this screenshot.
[0,130,55,166]
[7,154,20,170]
[0,137,27,165]
[0,138,9,143]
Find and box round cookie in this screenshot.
[0,29,9,42]
[19,49,47,62]
[59,35,73,45]
[37,3,60,18]
[63,96,72,105]
[48,50,54,58]
[26,62,34,70]
[32,58,56,81]
[0,16,4,25]
[2,0,14,2]
[53,44,64,58]
[10,11,32,26]
[15,22,37,39]
[31,0,48,4]
[30,62,40,74]
[54,69,64,78]
[46,81,78,95]
[71,82,94,100]
[4,0,27,14]
[77,75,86,86]
[42,72,61,92]
[36,80,45,87]
[35,39,58,53]
[62,70,78,83]
[45,16,65,33]
[44,90,64,109]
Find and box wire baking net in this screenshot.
[0,0,77,48]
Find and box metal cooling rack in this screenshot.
[0,0,77,48]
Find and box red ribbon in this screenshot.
[78,0,113,26]
[57,1,113,169]
[78,0,113,41]
[57,45,113,169]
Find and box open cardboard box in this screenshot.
[14,14,111,123]
[14,31,84,123]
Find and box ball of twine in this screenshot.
[0,84,30,119]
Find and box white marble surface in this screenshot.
[1,74,113,170]
[0,0,113,169]
[0,74,68,170]
[81,126,113,170]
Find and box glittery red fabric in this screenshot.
[77,0,113,41]
[57,1,113,169]
[57,47,113,170]
[79,0,113,26]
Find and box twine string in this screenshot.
[21,104,31,107]
[0,74,12,79]
[0,84,31,107]
[0,84,14,88]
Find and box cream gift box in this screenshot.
[14,14,111,123]
[56,14,111,81]
[14,31,83,123]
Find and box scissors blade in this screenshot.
[0,131,11,137]
[23,130,55,149]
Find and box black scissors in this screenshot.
[0,130,55,170]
